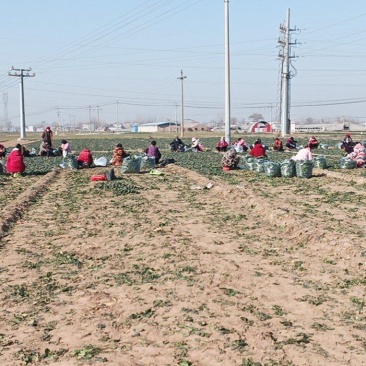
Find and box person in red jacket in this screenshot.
[249,140,267,158]
[216,137,229,152]
[6,144,26,176]
[77,148,93,168]
[307,136,319,149]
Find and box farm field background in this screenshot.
[0,131,365,366]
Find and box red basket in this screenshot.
[90,174,107,181]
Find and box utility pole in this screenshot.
[2,92,8,132]
[116,101,119,123]
[56,107,61,134]
[177,70,187,138]
[8,67,35,139]
[224,0,231,144]
[269,103,274,125]
[69,114,76,132]
[87,105,92,133]
[278,9,298,137]
[174,103,179,133]
[93,106,102,130]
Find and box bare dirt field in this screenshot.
[0,138,365,365]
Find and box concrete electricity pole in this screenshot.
[8,67,35,139]
[56,107,61,133]
[2,92,8,131]
[278,9,297,137]
[224,0,231,144]
[177,70,187,138]
[175,103,179,133]
[93,106,102,130]
[87,105,92,133]
[116,100,120,124]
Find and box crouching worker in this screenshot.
[291,145,313,161]
[216,137,228,152]
[77,148,93,168]
[6,144,26,177]
[347,143,366,167]
[111,143,129,166]
[170,136,185,152]
[273,138,284,152]
[222,148,240,171]
[146,140,162,165]
[0,144,6,158]
[308,136,319,149]
[39,141,52,157]
[61,140,71,160]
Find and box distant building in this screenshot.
[138,122,179,133]
[184,121,210,132]
[292,121,366,132]
[81,123,95,132]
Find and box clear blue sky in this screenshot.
[0,0,365,127]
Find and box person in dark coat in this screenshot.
[342,133,354,153]
[170,136,185,152]
[42,126,53,148]
[0,144,6,158]
[286,136,297,150]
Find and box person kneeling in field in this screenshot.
[111,143,129,166]
[0,144,7,158]
[216,137,228,152]
[61,140,71,160]
[6,144,26,177]
[273,138,284,152]
[146,140,162,165]
[39,142,52,157]
[286,136,297,150]
[234,137,248,152]
[249,140,267,158]
[77,148,93,168]
[308,136,319,149]
[291,145,313,161]
[222,148,240,170]
[347,143,366,168]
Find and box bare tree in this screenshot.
[248,113,264,122]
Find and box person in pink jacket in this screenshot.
[6,144,26,176]
[347,143,366,167]
[291,145,313,161]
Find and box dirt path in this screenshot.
[0,165,365,365]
